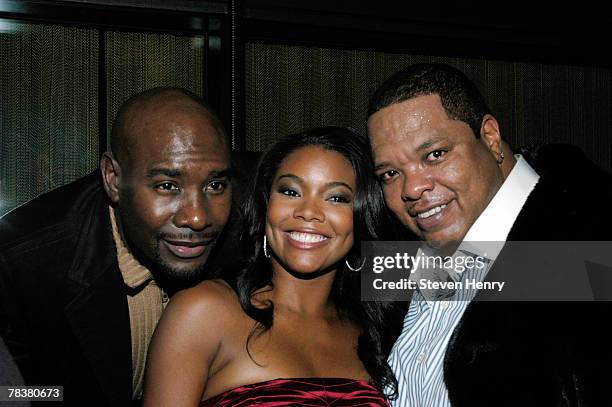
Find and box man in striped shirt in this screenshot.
[366,63,611,406]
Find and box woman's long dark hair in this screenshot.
[228,126,404,399]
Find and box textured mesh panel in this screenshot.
[0,25,206,217]
[105,31,205,150]
[245,43,612,173]
[0,20,99,216]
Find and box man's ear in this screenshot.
[479,114,504,164]
[100,152,121,204]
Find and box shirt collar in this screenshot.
[460,154,540,261]
[109,207,155,289]
[411,154,539,304]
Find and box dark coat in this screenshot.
[0,151,259,407]
[1,335,31,407]
[444,144,612,406]
[0,172,132,406]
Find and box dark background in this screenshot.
[1,0,611,216]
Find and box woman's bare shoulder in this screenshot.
[144,280,242,405]
[166,279,242,322]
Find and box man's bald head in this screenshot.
[110,87,227,165]
[100,86,232,288]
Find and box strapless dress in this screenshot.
[200,377,389,406]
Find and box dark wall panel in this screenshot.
[245,42,612,173]
[0,19,207,217]
[105,30,205,150]
[0,20,99,216]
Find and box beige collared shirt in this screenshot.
[109,207,168,400]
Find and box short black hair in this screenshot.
[368,63,492,137]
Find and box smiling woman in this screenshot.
[142,126,406,406]
[265,145,356,277]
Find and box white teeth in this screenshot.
[289,231,328,243]
[417,204,447,219]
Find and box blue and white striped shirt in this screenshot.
[388,253,489,407]
[387,155,540,407]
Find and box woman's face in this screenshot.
[265,145,356,276]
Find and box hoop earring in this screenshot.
[345,257,366,272]
[263,235,271,258]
